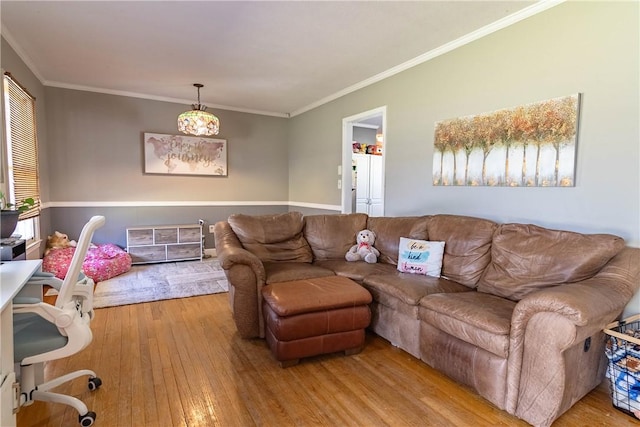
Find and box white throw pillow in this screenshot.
[397,238,445,277]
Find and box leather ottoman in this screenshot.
[261,275,372,367]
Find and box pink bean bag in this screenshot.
[43,243,132,283]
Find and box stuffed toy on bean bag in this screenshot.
[345,229,380,264]
[44,231,75,256]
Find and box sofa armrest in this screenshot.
[513,279,635,331]
[511,247,640,333]
[505,247,640,425]
[214,221,266,338]
[214,221,266,281]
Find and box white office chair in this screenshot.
[13,215,106,427]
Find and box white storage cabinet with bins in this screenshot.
[126,224,202,264]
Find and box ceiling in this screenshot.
[1,1,542,117]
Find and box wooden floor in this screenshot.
[17,293,640,427]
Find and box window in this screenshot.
[2,72,41,242]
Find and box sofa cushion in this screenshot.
[478,223,625,301]
[313,259,398,283]
[228,212,312,263]
[397,238,445,277]
[264,262,335,284]
[427,215,497,288]
[366,216,429,265]
[419,292,516,358]
[364,272,470,310]
[304,213,368,260]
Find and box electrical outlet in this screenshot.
[209,225,215,233]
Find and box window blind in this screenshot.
[4,72,40,220]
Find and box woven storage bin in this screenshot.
[604,314,640,420]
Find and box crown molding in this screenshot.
[44,81,290,118]
[3,28,288,118]
[289,0,565,117]
[1,27,46,84]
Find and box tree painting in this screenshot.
[432,94,580,187]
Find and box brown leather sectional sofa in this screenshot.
[214,212,640,427]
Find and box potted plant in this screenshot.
[1,191,35,239]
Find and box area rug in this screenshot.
[91,257,228,308]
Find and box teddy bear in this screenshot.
[345,229,380,264]
[44,231,77,256]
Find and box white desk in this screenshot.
[1,260,42,426]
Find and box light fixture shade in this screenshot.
[178,109,220,136]
[178,83,220,136]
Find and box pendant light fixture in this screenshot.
[177,83,220,136]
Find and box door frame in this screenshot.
[341,106,386,214]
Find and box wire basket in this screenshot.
[604,313,640,420]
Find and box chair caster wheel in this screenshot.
[88,377,102,391]
[79,411,96,426]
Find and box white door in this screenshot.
[354,154,370,214]
[354,154,383,216]
[368,155,384,216]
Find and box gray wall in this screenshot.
[289,1,640,246]
[353,127,376,146]
[42,87,290,246]
[43,87,291,246]
[45,87,289,203]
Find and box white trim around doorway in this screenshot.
[341,106,386,214]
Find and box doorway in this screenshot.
[341,107,386,215]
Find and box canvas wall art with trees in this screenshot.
[432,94,580,187]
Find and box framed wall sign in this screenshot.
[144,132,227,176]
